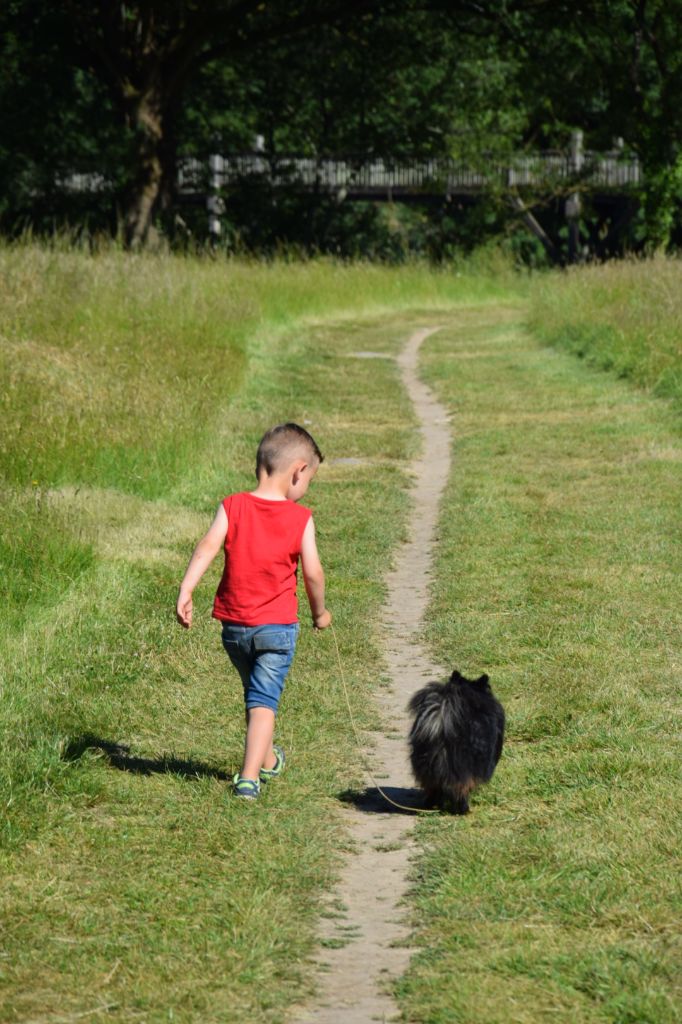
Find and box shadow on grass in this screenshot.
[62,734,232,782]
[339,785,430,815]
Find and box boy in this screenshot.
[176,423,331,800]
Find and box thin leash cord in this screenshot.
[329,623,438,815]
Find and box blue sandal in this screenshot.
[260,745,286,782]
[233,774,260,799]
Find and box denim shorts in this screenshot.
[220,622,300,713]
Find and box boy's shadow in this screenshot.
[63,737,431,811]
[62,733,232,782]
[339,784,429,815]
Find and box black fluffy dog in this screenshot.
[407,670,505,813]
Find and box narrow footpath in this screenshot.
[294,326,451,1023]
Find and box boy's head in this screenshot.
[256,423,324,479]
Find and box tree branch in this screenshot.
[191,0,379,70]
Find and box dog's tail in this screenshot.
[408,680,466,743]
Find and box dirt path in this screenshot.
[293,326,450,1023]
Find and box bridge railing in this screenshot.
[57,151,641,197]
[177,151,641,194]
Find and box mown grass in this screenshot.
[0,244,518,1021]
[398,305,681,1022]
[529,256,682,419]
[5,245,679,1022]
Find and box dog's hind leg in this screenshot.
[421,786,440,810]
[448,778,475,815]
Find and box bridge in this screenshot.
[60,136,642,261]
[177,149,641,201]
[175,139,640,262]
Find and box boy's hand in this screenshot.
[176,591,193,629]
[313,609,332,630]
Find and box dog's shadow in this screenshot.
[339,784,430,815]
[62,733,232,782]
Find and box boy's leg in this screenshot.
[222,625,271,784]
[241,706,277,781]
[242,709,277,771]
[239,624,299,780]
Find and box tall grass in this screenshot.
[530,256,682,418]
[0,244,520,495]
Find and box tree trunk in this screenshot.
[158,111,179,225]
[123,86,166,249]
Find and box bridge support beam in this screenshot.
[207,153,224,246]
[566,130,584,263]
[509,194,560,264]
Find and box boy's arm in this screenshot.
[176,504,228,629]
[300,517,331,629]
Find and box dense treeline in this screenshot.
[1,0,681,258]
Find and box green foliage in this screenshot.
[183,8,525,162]
[0,3,128,232]
[642,158,682,253]
[2,1,681,253]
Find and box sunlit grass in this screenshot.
[0,243,519,650]
[398,305,681,1023]
[0,313,418,1021]
[4,244,678,1021]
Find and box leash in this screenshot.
[328,623,439,815]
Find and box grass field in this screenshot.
[399,303,681,1022]
[0,245,518,1021]
[1,245,680,1022]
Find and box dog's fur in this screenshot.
[407,670,505,813]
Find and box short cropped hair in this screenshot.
[256,422,324,476]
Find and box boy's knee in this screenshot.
[246,699,279,716]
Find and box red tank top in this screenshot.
[212,492,312,625]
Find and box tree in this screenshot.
[177,4,529,253]
[56,0,526,247]
[0,0,123,231]
[503,0,682,250]
[3,0,680,252]
[57,0,400,247]
[593,0,682,250]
